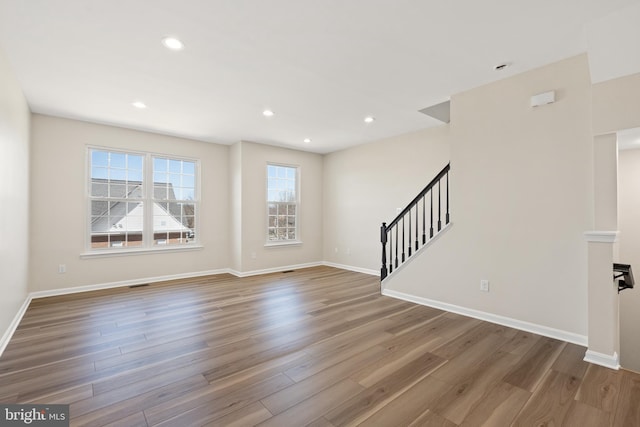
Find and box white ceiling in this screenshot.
[0,0,638,153]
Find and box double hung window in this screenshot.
[266,164,298,242]
[88,148,198,251]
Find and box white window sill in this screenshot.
[80,244,204,259]
[264,240,303,248]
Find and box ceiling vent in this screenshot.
[419,100,450,124]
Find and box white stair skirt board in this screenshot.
[584,350,621,370]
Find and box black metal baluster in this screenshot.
[415,205,419,251]
[380,223,388,280]
[430,190,434,238]
[446,171,450,225]
[408,210,412,257]
[401,217,406,262]
[394,223,399,268]
[389,226,394,273]
[422,196,426,244]
[438,180,442,232]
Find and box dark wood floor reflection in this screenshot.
[1,266,639,426]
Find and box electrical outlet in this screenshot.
[58,264,66,274]
[346,248,351,255]
[480,279,489,292]
[251,252,257,259]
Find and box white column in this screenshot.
[584,133,619,369]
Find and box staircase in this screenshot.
[380,164,450,280]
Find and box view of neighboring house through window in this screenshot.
[89,148,198,250]
[267,164,298,242]
[152,157,196,245]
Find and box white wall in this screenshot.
[323,126,450,272]
[0,46,30,341]
[29,115,230,292]
[618,148,640,371]
[232,140,323,273]
[384,55,593,337]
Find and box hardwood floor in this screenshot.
[1,266,639,426]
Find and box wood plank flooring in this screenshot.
[1,266,639,426]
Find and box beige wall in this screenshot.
[593,72,640,135]
[323,127,450,272]
[232,141,323,273]
[29,115,230,292]
[618,148,640,371]
[229,141,243,272]
[384,55,593,336]
[0,47,30,340]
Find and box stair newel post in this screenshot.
[380,223,388,280]
[446,170,450,225]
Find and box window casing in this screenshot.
[266,164,298,243]
[88,148,198,251]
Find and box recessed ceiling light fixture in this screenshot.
[132,101,147,109]
[162,37,184,51]
[303,138,311,143]
[263,109,275,117]
[364,116,375,123]
[493,62,511,71]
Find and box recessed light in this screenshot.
[132,101,147,109]
[263,109,275,117]
[493,62,510,71]
[303,138,311,143]
[162,37,184,51]
[364,116,375,123]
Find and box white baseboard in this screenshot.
[0,295,33,358]
[322,261,378,276]
[228,262,324,278]
[382,288,588,347]
[584,350,620,370]
[29,268,230,299]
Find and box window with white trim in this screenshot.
[266,164,298,242]
[88,148,198,250]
